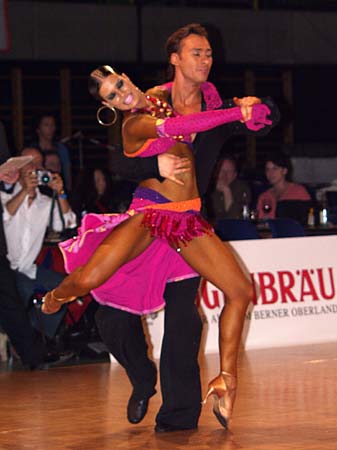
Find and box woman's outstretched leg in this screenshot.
[179,232,254,428]
[42,213,155,313]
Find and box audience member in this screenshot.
[207,156,252,221]
[31,113,72,191]
[43,150,62,174]
[71,168,120,222]
[0,163,70,369]
[257,152,311,221]
[0,147,77,340]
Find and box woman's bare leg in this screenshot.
[178,232,253,428]
[43,214,155,312]
[179,232,253,375]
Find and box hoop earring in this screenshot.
[96,105,118,126]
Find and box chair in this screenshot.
[276,200,312,226]
[216,219,260,241]
[326,191,337,207]
[267,218,305,238]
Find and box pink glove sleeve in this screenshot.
[156,103,272,137]
[245,104,272,131]
[156,107,243,138]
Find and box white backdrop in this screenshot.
[137,235,337,360]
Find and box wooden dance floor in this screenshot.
[0,342,336,449]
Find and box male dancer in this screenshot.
[96,23,279,432]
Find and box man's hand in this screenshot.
[21,168,38,193]
[0,168,19,185]
[234,96,261,122]
[158,153,191,186]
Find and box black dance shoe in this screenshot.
[154,422,198,433]
[29,350,74,370]
[127,394,151,424]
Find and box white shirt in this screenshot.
[1,182,76,279]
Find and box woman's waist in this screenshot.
[140,173,197,198]
[130,187,201,212]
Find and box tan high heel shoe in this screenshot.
[202,371,237,429]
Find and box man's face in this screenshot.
[171,34,213,84]
[37,116,56,141]
[21,148,43,173]
[94,169,107,195]
[45,154,61,173]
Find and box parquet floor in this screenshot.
[0,342,336,450]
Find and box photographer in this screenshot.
[0,147,76,341]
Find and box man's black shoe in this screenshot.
[29,350,74,370]
[154,422,197,433]
[127,394,152,424]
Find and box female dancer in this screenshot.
[43,65,271,428]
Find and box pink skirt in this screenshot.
[59,188,212,315]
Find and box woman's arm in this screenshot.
[123,104,271,157]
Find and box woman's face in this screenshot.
[94,169,107,195]
[265,161,287,185]
[99,72,143,111]
[217,159,237,188]
[37,116,56,141]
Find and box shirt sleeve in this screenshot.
[0,190,14,222]
[110,145,163,183]
[51,204,77,231]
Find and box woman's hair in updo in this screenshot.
[88,65,116,101]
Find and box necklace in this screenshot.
[132,95,175,119]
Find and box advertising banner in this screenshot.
[197,235,337,353]
[111,235,337,361]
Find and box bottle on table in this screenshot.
[242,192,250,220]
[307,207,315,227]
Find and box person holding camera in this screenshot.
[0,147,76,341]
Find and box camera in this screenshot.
[36,169,52,185]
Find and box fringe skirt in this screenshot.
[59,187,213,315]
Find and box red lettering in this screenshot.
[277,270,297,302]
[258,272,278,304]
[317,268,335,300]
[300,270,319,301]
